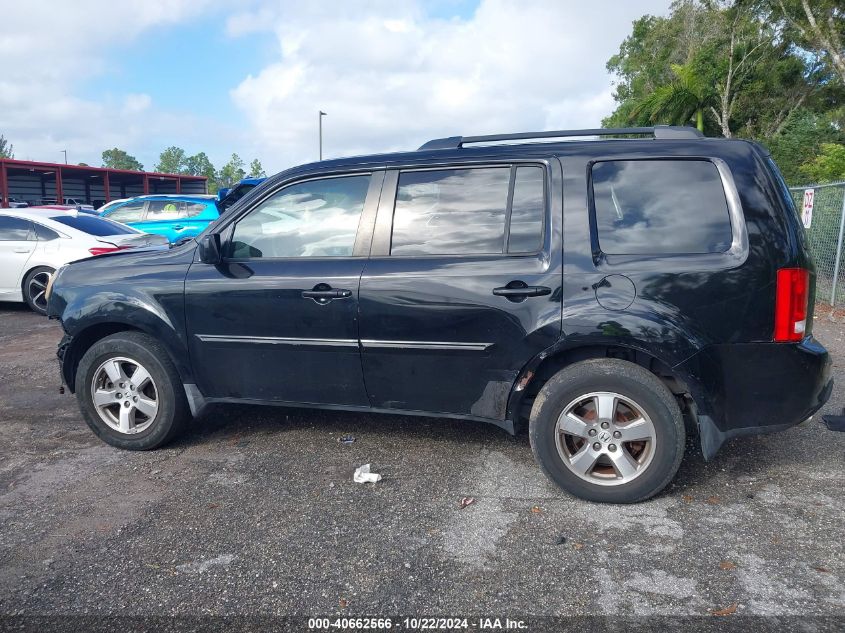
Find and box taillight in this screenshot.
[88,245,131,256]
[774,268,809,342]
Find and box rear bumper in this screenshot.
[676,336,832,459]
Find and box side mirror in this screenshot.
[217,187,230,202]
[197,233,222,264]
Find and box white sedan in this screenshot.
[0,207,169,315]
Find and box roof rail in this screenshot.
[417,125,703,150]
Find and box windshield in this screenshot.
[50,214,139,236]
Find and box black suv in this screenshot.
[47,126,833,503]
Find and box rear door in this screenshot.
[0,216,35,298]
[184,172,383,406]
[132,200,185,242]
[358,161,563,420]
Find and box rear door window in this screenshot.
[507,166,545,253]
[147,200,187,221]
[591,159,732,255]
[0,216,33,240]
[390,166,544,256]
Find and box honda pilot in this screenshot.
[46,126,833,503]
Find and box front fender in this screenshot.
[50,246,194,389]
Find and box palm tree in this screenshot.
[631,63,716,133]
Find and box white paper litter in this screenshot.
[353,463,382,483]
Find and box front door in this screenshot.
[185,172,382,406]
[0,217,35,299]
[358,162,563,420]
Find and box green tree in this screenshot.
[218,153,246,188]
[184,151,219,193]
[765,110,845,183]
[604,1,824,138]
[155,146,187,174]
[0,134,13,159]
[101,148,144,171]
[800,143,845,183]
[248,158,266,178]
[631,62,716,132]
[774,0,845,86]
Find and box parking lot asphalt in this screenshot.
[0,302,843,620]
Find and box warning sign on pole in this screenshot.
[802,189,814,228]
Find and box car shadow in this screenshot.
[173,402,524,452]
[168,400,824,499]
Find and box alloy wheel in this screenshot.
[555,391,657,486]
[90,357,159,435]
[27,271,52,312]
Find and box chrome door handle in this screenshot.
[492,284,551,298]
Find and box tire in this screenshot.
[22,266,54,315]
[529,358,685,503]
[75,332,191,450]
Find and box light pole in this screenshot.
[318,111,327,160]
[61,150,67,164]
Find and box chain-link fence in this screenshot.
[790,182,845,307]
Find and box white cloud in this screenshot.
[0,0,222,166]
[229,0,672,171]
[0,0,672,174]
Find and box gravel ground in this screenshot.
[0,302,843,622]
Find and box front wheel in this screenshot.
[529,359,685,503]
[76,332,191,450]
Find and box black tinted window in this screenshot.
[0,216,32,240]
[592,160,732,255]
[34,223,60,241]
[51,215,137,236]
[391,168,510,256]
[508,166,544,253]
[230,175,370,258]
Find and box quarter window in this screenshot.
[591,160,732,255]
[391,166,544,256]
[185,202,208,218]
[229,175,371,259]
[33,223,60,241]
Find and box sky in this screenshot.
[0,0,672,175]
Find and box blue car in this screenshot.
[100,195,219,243]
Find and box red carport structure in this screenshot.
[0,159,208,208]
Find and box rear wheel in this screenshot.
[76,332,190,450]
[22,266,54,315]
[529,358,685,503]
